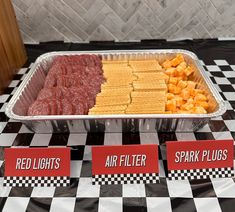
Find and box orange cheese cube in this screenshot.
[195,101,209,110]
[180,89,191,100]
[184,66,194,76]
[177,76,184,81]
[194,93,207,102]
[168,84,181,94]
[177,61,187,70]
[176,67,185,76]
[166,93,175,100]
[175,71,188,81]
[181,75,188,81]
[177,80,188,89]
[176,65,184,74]
[190,89,204,97]
[166,100,177,112]
[193,106,207,114]
[169,77,179,85]
[174,87,182,95]
[187,97,194,104]
[168,84,176,93]
[174,96,184,107]
[162,60,172,68]
[171,54,184,67]
[187,81,197,90]
[181,102,194,111]
[165,68,176,76]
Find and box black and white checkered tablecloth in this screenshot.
[1,57,235,211]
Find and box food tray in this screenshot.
[5,50,226,133]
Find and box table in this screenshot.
[0,39,235,212]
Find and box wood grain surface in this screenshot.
[0,0,26,94]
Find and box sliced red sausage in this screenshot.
[28,100,50,116]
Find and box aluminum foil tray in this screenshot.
[5,50,226,133]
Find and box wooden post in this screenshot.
[0,0,27,94]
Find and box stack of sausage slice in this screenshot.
[28,55,104,115]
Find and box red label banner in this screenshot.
[92,144,158,175]
[166,140,234,170]
[5,148,70,177]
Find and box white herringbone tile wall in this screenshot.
[12,0,235,43]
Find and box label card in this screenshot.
[92,144,159,185]
[4,148,70,187]
[166,140,234,180]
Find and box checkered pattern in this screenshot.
[3,176,70,187]
[1,44,235,211]
[168,167,234,181]
[92,173,159,185]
